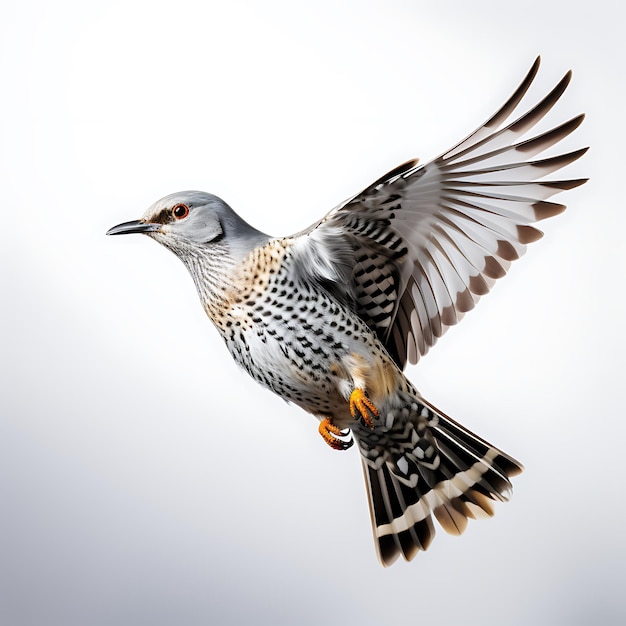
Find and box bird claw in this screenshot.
[319,418,354,451]
[350,388,379,429]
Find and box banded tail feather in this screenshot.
[359,399,523,566]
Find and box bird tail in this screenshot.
[358,397,523,566]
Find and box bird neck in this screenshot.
[180,242,242,321]
[186,237,295,332]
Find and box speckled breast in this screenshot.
[213,239,382,421]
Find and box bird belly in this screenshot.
[220,294,404,428]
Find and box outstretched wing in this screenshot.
[293,57,587,369]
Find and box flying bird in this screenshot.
[107,57,586,566]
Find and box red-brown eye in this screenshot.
[172,203,189,220]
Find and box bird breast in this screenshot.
[209,239,402,423]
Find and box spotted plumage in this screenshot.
[107,57,586,566]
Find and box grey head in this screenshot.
[107,191,270,265]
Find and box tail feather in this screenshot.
[358,398,523,566]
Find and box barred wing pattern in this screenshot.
[308,57,587,369]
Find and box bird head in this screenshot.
[106,191,268,261]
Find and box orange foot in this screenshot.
[350,388,379,429]
[319,418,353,451]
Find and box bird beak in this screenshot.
[106,220,161,236]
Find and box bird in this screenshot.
[107,57,586,566]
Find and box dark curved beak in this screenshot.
[106,220,161,236]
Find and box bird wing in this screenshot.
[292,57,587,369]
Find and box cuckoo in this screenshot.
[107,57,586,566]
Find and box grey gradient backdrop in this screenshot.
[1,1,623,625]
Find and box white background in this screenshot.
[1,1,623,624]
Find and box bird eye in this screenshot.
[172,203,189,220]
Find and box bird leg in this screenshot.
[350,388,378,429]
[318,418,354,451]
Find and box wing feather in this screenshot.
[293,57,587,367]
